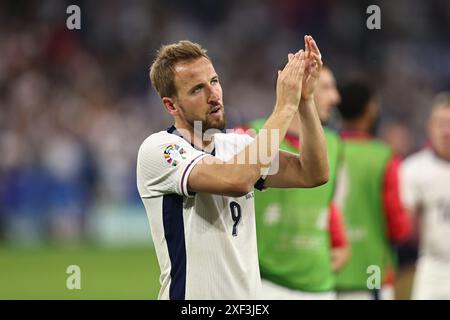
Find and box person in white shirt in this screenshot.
[137,37,329,299]
[400,92,450,299]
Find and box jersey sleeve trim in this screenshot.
[180,153,209,197]
[254,177,267,191]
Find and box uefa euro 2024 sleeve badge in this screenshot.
[164,144,187,166]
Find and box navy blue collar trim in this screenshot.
[167,125,216,156]
[167,125,177,134]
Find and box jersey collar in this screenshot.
[167,125,216,156]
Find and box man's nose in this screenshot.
[207,86,220,104]
[333,90,341,105]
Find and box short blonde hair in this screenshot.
[432,92,450,109]
[149,40,210,98]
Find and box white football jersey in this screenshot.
[137,126,262,300]
[400,148,450,299]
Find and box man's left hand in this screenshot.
[301,35,323,101]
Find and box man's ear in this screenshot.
[162,97,178,116]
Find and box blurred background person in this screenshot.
[400,93,450,299]
[334,81,412,300]
[239,65,350,299]
[378,120,418,299]
[379,121,415,159]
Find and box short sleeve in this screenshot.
[328,202,348,248]
[399,160,421,212]
[137,134,209,198]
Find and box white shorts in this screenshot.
[260,279,336,300]
[336,285,394,300]
[412,257,450,300]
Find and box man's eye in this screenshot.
[193,87,202,93]
[211,79,218,84]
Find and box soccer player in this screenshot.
[137,37,329,299]
[334,81,412,300]
[238,65,350,299]
[400,92,450,299]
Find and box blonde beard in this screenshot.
[179,106,226,132]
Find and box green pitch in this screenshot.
[0,245,160,299]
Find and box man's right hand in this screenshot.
[275,50,306,112]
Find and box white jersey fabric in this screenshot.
[137,126,262,300]
[400,148,450,299]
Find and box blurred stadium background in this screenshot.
[0,0,449,299]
